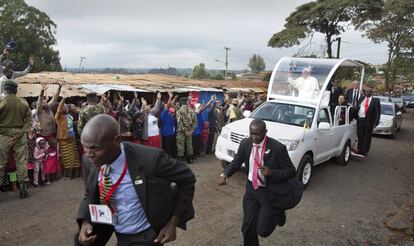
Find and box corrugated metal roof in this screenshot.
[81,84,149,94]
[225,87,266,93]
[16,72,269,90]
[17,84,88,98]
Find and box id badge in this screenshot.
[89,204,116,225]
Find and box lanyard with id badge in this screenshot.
[89,162,128,225]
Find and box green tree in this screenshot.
[268,0,382,58]
[0,0,62,72]
[363,0,414,90]
[248,54,266,74]
[191,63,210,79]
[210,71,225,80]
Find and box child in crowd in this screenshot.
[33,137,47,186]
[27,129,37,186]
[43,139,60,184]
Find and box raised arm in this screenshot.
[55,91,67,120]
[117,93,125,112]
[37,83,49,114]
[128,92,139,111]
[13,56,33,78]
[48,82,62,106]
[198,95,215,113]
[150,92,162,115]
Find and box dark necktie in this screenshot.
[352,90,357,107]
[100,164,115,205]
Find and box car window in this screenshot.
[380,104,394,116]
[318,108,330,125]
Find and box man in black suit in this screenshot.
[76,114,196,246]
[327,78,344,106]
[345,81,361,108]
[218,119,296,246]
[353,88,380,157]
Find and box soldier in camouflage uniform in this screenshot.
[0,80,32,198]
[176,97,197,163]
[78,92,105,136]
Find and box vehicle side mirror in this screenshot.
[318,122,331,130]
[243,110,251,118]
[396,111,402,116]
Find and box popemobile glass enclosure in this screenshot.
[267,57,365,107]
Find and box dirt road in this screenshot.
[1,110,413,245]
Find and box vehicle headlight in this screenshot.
[220,127,230,140]
[278,139,300,151]
[380,120,393,127]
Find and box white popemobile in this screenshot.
[215,57,366,187]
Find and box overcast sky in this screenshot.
[26,0,388,70]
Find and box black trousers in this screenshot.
[192,134,202,157]
[74,223,114,246]
[206,129,216,154]
[242,182,285,246]
[74,225,160,246]
[162,135,176,157]
[357,118,373,155]
[116,227,161,246]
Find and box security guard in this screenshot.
[176,97,197,163]
[0,80,32,198]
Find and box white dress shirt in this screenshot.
[358,97,372,118]
[248,137,266,187]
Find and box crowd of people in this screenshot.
[0,62,266,198]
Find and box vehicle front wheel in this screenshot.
[296,154,313,189]
[390,127,396,139]
[335,141,351,166]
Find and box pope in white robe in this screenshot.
[287,68,320,99]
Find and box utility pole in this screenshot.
[224,47,231,80]
[334,37,341,58]
[79,57,86,73]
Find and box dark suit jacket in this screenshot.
[77,142,196,235]
[224,137,296,206]
[326,84,344,105]
[345,89,360,106]
[356,96,381,128]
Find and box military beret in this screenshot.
[3,80,18,89]
[86,92,97,97]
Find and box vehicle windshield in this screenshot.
[375,96,390,102]
[381,104,395,116]
[250,102,315,127]
[269,57,363,105]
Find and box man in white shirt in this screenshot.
[353,88,380,157]
[287,68,320,99]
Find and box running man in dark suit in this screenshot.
[353,88,380,157]
[218,119,296,246]
[76,114,196,246]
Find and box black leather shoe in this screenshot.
[278,211,286,226]
[18,182,29,199]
